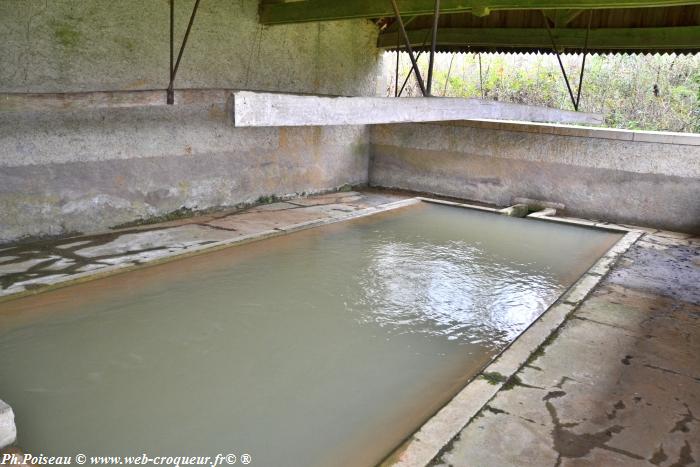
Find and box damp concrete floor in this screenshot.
[432,230,700,467]
[0,190,699,467]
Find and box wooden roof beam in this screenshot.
[377,26,700,51]
[260,0,700,25]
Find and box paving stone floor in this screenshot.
[433,231,700,467]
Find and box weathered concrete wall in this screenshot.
[370,121,700,233]
[0,0,379,95]
[0,0,380,244]
[0,104,370,243]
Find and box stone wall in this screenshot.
[0,0,380,244]
[370,120,700,233]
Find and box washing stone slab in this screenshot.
[231,92,604,127]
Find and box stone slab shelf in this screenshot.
[0,89,603,128]
[231,91,604,127]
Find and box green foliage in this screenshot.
[385,52,700,133]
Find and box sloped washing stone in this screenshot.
[0,399,16,449]
[2,274,71,294]
[75,225,233,258]
[0,257,55,275]
[56,240,93,250]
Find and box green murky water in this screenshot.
[0,203,621,466]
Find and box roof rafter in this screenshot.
[543,9,584,27]
[377,25,700,51]
[259,0,700,25]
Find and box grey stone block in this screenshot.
[499,204,530,218]
[0,399,16,449]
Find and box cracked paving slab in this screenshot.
[433,232,699,467]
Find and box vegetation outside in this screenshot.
[382,52,700,133]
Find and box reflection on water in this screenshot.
[357,240,556,348]
[0,203,621,467]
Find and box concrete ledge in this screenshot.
[416,197,499,213]
[0,399,16,449]
[0,89,231,112]
[232,91,603,127]
[442,119,700,147]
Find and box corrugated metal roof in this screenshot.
[398,5,700,29]
[378,5,700,54]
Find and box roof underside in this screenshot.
[260,1,700,55]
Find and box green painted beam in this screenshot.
[259,0,700,25]
[377,26,700,50]
[544,9,584,27]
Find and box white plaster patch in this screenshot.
[61,194,133,215]
[57,240,93,249]
[77,226,231,258]
[4,274,70,293]
[75,263,111,273]
[42,258,76,271]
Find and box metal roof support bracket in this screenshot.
[398,29,432,97]
[167,0,202,105]
[395,29,401,96]
[390,0,428,97]
[427,0,440,96]
[542,9,592,111]
[575,11,594,110]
